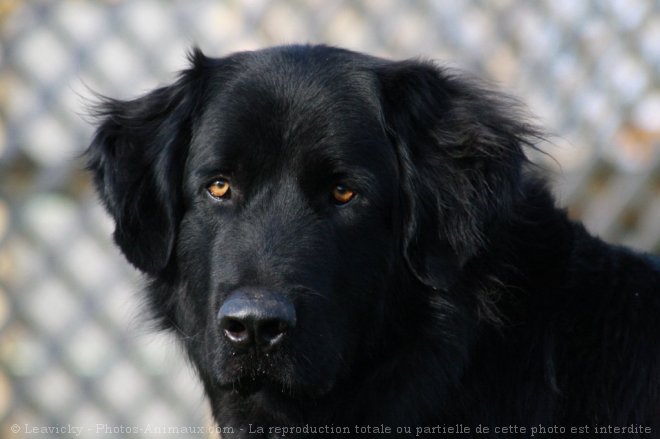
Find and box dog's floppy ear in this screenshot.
[87,49,209,274]
[378,60,540,290]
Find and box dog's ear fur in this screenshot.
[378,60,540,290]
[87,49,209,274]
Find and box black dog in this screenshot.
[87,45,660,437]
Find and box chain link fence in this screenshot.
[1,1,659,437]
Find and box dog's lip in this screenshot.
[219,375,302,399]
[218,369,337,401]
[221,376,267,394]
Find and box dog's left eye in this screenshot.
[207,178,231,199]
[332,184,356,205]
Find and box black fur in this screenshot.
[87,45,660,437]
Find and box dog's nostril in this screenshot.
[221,318,249,343]
[259,319,289,344]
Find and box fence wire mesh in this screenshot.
[0,0,659,437]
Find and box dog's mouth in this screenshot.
[217,349,293,389]
[216,349,337,400]
[219,372,313,404]
[223,376,276,395]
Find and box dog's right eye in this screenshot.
[332,184,356,205]
[207,178,231,200]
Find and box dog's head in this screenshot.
[88,45,539,415]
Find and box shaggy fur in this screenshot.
[87,45,660,438]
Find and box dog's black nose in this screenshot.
[218,288,296,351]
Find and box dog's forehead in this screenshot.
[191,48,390,172]
[213,47,382,125]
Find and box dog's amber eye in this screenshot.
[207,178,231,199]
[332,184,355,205]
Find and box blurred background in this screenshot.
[0,0,658,437]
